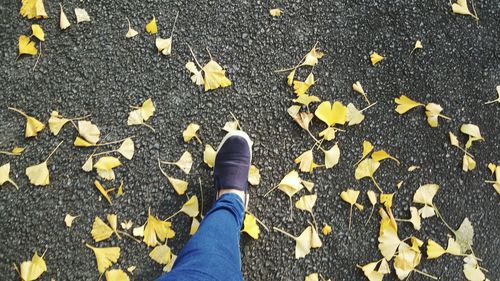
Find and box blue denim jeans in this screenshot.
[156,193,245,281]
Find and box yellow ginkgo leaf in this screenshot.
[277,170,304,198]
[446,237,462,256]
[485,85,500,105]
[117,138,134,160]
[59,4,70,30]
[167,176,188,195]
[0,163,19,189]
[128,98,155,128]
[117,182,124,196]
[463,154,477,172]
[365,190,377,225]
[425,103,450,127]
[78,120,100,145]
[352,81,370,104]
[121,220,133,230]
[413,184,438,218]
[394,95,424,114]
[25,141,63,186]
[315,101,347,127]
[287,69,296,86]
[31,24,45,41]
[75,8,91,23]
[323,143,340,169]
[487,163,496,174]
[269,8,282,17]
[322,223,332,236]
[25,162,49,186]
[149,244,172,265]
[156,37,172,55]
[449,131,460,147]
[133,225,144,237]
[8,107,44,137]
[94,180,113,205]
[146,16,157,34]
[0,146,25,156]
[340,189,360,230]
[410,40,423,55]
[19,251,47,281]
[202,60,232,91]
[346,103,365,126]
[94,156,121,171]
[310,224,322,248]
[190,217,200,235]
[408,207,421,231]
[86,244,120,274]
[294,150,318,173]
[186,61,205,85]
[143,209,175,247]
[378,212,402,261]
[380,193,394,209]
[355,158,382,192]
[295,194,317,213]
[74,136,93,147]
[203,144,216,168]
[105,269,130,281]
[293,73,315,96]
[163,254,177,272]
[358,260,386,281]
[294,112,315,132]
[371,150,400,165]
[354,140,374,167]
[292,94,321,107]
[180,196,199,217]
[64,214,78,227]
[452,0,477,18]
[370,52,384,65]
[301,47,325,67]
[426,239,446,259]
[91,216,115,242]
[183,123,201,143]
[20,0,48,19]
[463,255,485,281]
[222,120,239,132]
[125,18,138,38]
[18,35,38,56]
[460,123,483,147]
[274,225,315,259]
[305,273,319,281]
[48,111,69,136]
[173,151,193,174]
[248,165,261,186]
[242,213,260,239]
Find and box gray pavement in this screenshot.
[0,0,499,280]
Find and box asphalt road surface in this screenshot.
[0,0,499,280]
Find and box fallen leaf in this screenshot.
[463,154,476,172]
[105,269,130,281]
[202,59,232,91]
[340,189,361,230]
[452,0,478,19]
[411,40,423,54]
[162,151,193,174]
[355,158,382,192]
[269,8,282,17]
[125,18,138,38]
[485,86,500,105]
[180,196,199,217]
[453,218,474,254]
[352,81,370,104]
[394,95,424,114]
[370,52,384,65]
[346,103,365,126]
[293,94,321,107]
[203,144,216,168]
[117,138,134,160]
[75,8,91,23]
[121,220,133,230]
[242,213,260,239]
[248,165,261,186]
[273,225,316,259]
[183,123,201,143]
[146,16,157,34]
[156,37,172,55]
[324,143,340,169]
[293,73,315,96]
[413,184,439,218]
[305,273,318,281]
[31,24,45,41]
[322,223,332,236]
[26,141,63,186]
[0,163,19,189]
[64,214,78,227]
[78,120,100,145]
[48,111,69,136]
[20,0,48,19]
[425,103,450,127]
[92,216,120,242]
[59,4,71,29]
[185,61,204,85]
[190,218,199,235]
[463,255,485,281]
[143,209,175,247]
[166,176,188,195]
[86,244,120,273]
[8,107,44,137]
[94,180,113,205]
[371,150,400,164]
[163,254,177,272]
[149,244,171,264]
[301,47,325,67]
[315,101,347,127]
[380,193,394,209]
[295,150,318,173]
[18,251,47,281]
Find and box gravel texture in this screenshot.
[0,0,499,280]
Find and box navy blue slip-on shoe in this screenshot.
[214,130,252,202]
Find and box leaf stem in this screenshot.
[273,227,296,240]
[32,42,42,71]
[365,205,375,225]
[289,196,293,220]
[170,11,180,38]
[360,101,378,112]
[186,43,202,69]
[96,137,133,147]
[45,140,64,162]
[413,269,438,280]
[246,211,269,232]
[117,230,142,243]
[141,122,156,132]
[433,204,455,233]
[165,209,181,221]
[7,107,28,118]
[92,149,118,157]
[348,205,353,230]
[263,184,278,197]
[198,177,204,218]
[371,176,383,193]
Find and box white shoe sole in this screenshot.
[216,130,253,163]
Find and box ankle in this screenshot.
[218,189,246,204]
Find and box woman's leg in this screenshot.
[156,193,244,281]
